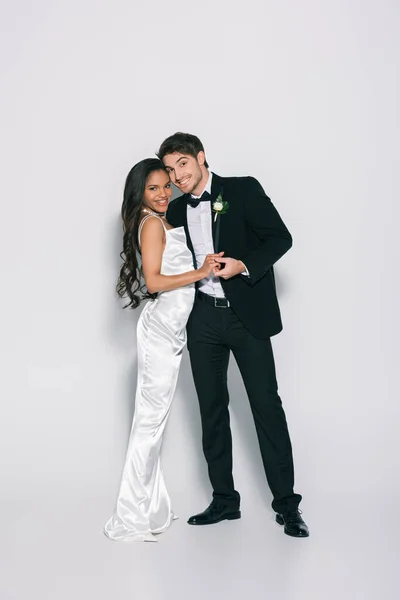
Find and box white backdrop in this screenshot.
[1,1,399,599]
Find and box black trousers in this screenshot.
[186,297,302,513]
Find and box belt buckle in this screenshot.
[214,297,230,308]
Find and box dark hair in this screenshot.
[117,158,166,308]
[157,132,209,168]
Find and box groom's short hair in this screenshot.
[157,132,209,168]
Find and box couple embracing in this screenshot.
[104,132,309,542]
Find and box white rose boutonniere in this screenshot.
[212,193,229,222]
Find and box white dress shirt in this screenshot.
[188,172,249,298]
[188,172,225,298]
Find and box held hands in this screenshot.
[199,252,224,277]
[199,252,246,280]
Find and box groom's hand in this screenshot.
[213,255,247,280]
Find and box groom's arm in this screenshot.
[214,177,292,283]
[239,177,292,286]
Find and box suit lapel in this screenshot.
[211,173,223,252]
[179,194,197,267]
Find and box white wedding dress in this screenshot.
[104,214,195,542]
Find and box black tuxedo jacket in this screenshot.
[166,173,292,339]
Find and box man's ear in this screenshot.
[197,151,206,166]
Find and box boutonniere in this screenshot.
[212,193,229,223]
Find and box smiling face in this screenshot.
[142,170,172,213]
[162,151,208,196]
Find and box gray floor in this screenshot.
[1,486,396,600]
[2,353,398,600]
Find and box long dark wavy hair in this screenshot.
[117,158,166,308]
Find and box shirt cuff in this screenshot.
[241,263,250,277]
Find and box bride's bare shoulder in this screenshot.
[139,214,165,243]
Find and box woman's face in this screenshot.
[142,170,172,213]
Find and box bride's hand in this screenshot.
[212,251,224,275]
[199,252,224,277]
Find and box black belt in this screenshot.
[197,291,231,308]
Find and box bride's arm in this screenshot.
[140,217,217,294]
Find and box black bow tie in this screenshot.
[187,190,211,208]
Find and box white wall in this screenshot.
[1,0,399,598]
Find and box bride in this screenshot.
[104,158,219,542]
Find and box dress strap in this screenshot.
[138,213,165,245]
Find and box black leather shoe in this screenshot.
[188,502,241,526]
[276,509,309,537]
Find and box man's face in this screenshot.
[162,151,206,195]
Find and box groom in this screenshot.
[158,132,309,537]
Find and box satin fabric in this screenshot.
[104,217,195,542]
